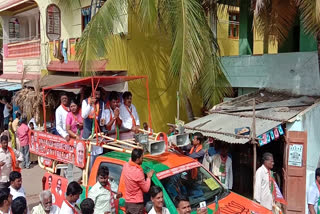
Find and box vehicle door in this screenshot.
[87,156,126,213]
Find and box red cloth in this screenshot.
[17,123,29,147]
[122,160,151,203]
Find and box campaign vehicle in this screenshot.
[30,76,271,214]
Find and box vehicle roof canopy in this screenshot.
[42,76,147,91]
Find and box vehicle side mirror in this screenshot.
[119,198,125,208]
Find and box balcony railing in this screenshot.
[4,39,40,58]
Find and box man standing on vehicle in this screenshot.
[81,88,104,167]
[254,152,275,211]
[101,91,122,137]
[307,168,320,214]
[119,91,140,138]
[172,132,205,163]
[59,181,82,214]
[55,93,70,141]
[0,135,23,188]
[121,148,154,214]
[89,166,121,214]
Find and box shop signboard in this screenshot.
[29,130,86,168]
[288,144,303,167]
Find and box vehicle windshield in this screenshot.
[160,166,225,209]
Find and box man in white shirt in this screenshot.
[0,187,12,214]
[9,171,26,200]
[254,152,274,211]
[31,190,60,214]
[204,144,233,189]
[88,166,121,214]
[81,88,104,168]
[55,93,70,140]
[148,186,170,214]
[0,135,23,188]
[307,168,320,214]
[59,181,82,214]
[119,91,140,138]
[101,91,122,137]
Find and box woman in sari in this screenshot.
[66,99,83,139]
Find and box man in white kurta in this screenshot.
[55,93,69,140]
[204,145,232,189]
[119,91,140,131]
[254,152,274,211]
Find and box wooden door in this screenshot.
[283,131,307,214]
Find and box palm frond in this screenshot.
[75,0,127,76]
[165,0,209,95]
[253,0,298,44]
[134,0,159,32]
[57,0,81,12]
[299,0,320,35]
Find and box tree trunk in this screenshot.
[263,32,269,54]
[185,96,195,122]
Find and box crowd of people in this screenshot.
[0,89,289,214]
[0,147,208,214]
[55,89,140,142]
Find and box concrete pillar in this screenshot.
[28,17,32,39]
[35,14,39,38]
[1,16,10,44]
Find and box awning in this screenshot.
[0,0,37,13]
[0,81,22,91]
[185,112,284,144]
[24,74,133,93]
[184,89,317,144]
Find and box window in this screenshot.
[98,162,123,192]
[160,166,226,210]
[9,18,20,39]
[228,12,239,39]
[81,7,91,31]
[46,4,61,40]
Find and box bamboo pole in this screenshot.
[251,98,257,194]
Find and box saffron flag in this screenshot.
[273,180,287,205]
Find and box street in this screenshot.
[21,164,44,210]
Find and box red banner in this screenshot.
[29,130,87,168]
[44,172,68,207]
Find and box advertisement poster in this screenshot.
[44,172,68,207]
[29,130,86,168]
[288,144,303,167]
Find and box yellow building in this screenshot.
[0,0,280,131]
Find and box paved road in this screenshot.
[21,164,44,210]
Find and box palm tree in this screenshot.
[58,0,232,121]
[251,0,320,54]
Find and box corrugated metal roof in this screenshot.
[0,81,22,91]
[185,89,317,144]
[185,112,284,144]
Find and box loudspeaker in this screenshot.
[168,133,190,147]
[148,140,166,155]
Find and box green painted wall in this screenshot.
[239,0,253,55]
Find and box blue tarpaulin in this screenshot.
[0,81,22,91]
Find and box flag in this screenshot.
[213,196,220,214]
[273,180,287,205]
